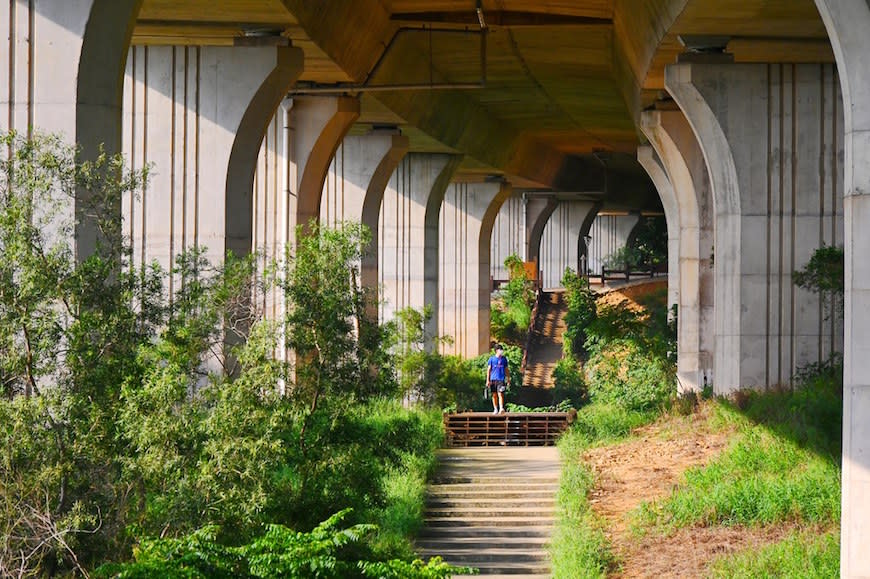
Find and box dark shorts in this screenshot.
[489,380,506,394]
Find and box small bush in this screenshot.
[584,339,675,412]
[553,356,587,408]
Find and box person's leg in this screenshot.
[492,390,499,412]
[498,392,505,413]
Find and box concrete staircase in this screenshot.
[523,291,568,391]
[416,448,560,577]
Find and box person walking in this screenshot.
[486,345,511,414]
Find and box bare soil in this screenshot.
[581,402,808,578]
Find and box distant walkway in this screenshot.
[416,447,560,578]
[523,291,567,390]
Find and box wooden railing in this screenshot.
[443,412,572,447]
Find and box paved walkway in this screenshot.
[416,447,561,578]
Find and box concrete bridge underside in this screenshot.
[2,0,870,575]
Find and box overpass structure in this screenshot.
[1,0,869,574]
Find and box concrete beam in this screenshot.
[539,200,598,288]
[812,1,870,576]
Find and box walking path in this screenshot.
[416,447,561,578]
[523,291,567,390]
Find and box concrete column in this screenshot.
[539,200,597,288]
[378,153,461,333]
[1,0,142,259]
[638,146,680,314]
[666,63,844,392]
[439,181,512,357]
[812,1,870,575]
[587,213,641,276]
[641,110,715,392]
[525,197,559,276]
[122,45,303,273]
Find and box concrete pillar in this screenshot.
[378,153,461,333]
[439,181,512,357]
[122,45,304,273]
[812,1,870,575]
[539,200,597,288]
[0,0,142,259]
[525,197,559,278]
[490,193,525,281]
[587,213,641,276]
[638,146,680,314]
[641,110,715,392]
[666,63,844,392]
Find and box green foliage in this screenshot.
[708,529,839,578]
[96,509,472,579]
[561,269,596,356]
[581,288,676,412]
[0,133,448,576]
[584,339,675,412]
[793,245,844,296]
[491,254,535,345]
[552,356,586,408]
[601,217,668,272]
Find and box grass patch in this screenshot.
[572,402,659,444]
[634,379,841,532]
[708,528,839,578]
[550,427,615,578]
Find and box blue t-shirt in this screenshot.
[487,355,508,382]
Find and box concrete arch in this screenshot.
[74,0,143,260]
[526,197,559,270]
[353,134,410,316]
[225,46,304,258]
[811,2,870,575]
[577,201,602,275]
[294,96,360,235]
[423,155,464,342]
[637,146,680,315]
[640,110,715,392]
[665,64,742,392]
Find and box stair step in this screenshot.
[417,536,550,550]
[425,516,555,527]
[427,499,556,509]
[426,507,554,518]
[420,549,548,564]
[427,489,557,499]
[445,561,551,575]
[418,526,554,539]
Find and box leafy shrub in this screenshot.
[491,254,535,345]
[553,356,586,408]
[562,269,596,356]
[584,339,675,412]
[95,510,471,579]
[709,529,839,578]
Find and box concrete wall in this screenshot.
[586,214,641,276]
[667,62,844,390]
[490,193,525,281]
[539,201,597,288]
